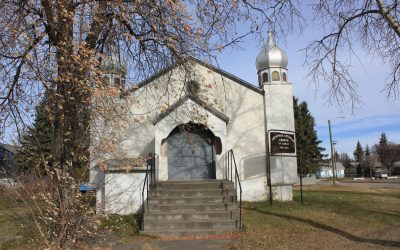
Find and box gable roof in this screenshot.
[123,57,263,97]
[152,93,230,125]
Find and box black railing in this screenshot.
[224,149,242,228]
[141,153,157,230]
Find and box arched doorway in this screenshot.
[167,123,217,180]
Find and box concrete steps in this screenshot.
[141,180,240,237]
[145,203,238,213]
[144,210,239,221]
[142,228,238,237]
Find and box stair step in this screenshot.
[151,181,234,190]
[144,210,240,221]
[145,203,238,213]
[143,219,237,230]
[141,180,240,237]
[148,196,236,205]
[141,228,238,237]
[150,189,235,197]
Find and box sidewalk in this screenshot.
[114,238,236,250]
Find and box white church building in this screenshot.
[90,32,298,217]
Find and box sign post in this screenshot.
[267,130,299,205]
[269,131,296,155]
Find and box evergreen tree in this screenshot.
[379,132,388,144]
[15,94,53,173]
[365,144,371,158]
[364,144,373,177]
[293,97,325,174]
[15,93,89,177]
[353,141,364,162]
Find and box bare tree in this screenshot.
[304,0,400,108]
[373,141,400,176]
[0,0,303,247]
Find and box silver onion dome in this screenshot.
[101,45,127,75]
[256,31,288,71]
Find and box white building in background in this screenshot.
[316,162,345,179]
[90,32,298,214]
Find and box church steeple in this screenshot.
[258,31,297,202]
[255,32,288,87]
[101,45,127,91]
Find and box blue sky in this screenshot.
[3,6,399,158]
[215,20,400,158]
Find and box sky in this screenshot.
[215,18,400,158]
[2,5,399,159]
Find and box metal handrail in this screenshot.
[225,149,242,228]
[141,153,156,230]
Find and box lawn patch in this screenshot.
[235,186,400,249]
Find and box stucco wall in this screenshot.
[154,98,227,181]
[91,60,297,213]
[100,172,146,214]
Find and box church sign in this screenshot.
[269,131,296,155]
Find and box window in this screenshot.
[262,73,269,83]
[103,76,110,86]
[114,77,121,87]
[272,71,280,81]
[282,72,287,81]
[186,80,200,95]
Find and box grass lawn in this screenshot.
[236,185,400,249]
[0,189,34,250]
[1,184,399,249]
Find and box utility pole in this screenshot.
[333,141,338,182]
[328,119,336,186]
[328,117,345,185]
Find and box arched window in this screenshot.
[120,78,126,91]
[272,71,280,81]
[262,73,269,83]
[282,72,287,82]
[103,76,110,86]
[114,77,121,87]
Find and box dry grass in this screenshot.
[2,184,399,249]
[235,185,400,250]
[0,187,34,250]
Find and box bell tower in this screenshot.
[101,45,127,91]
[256,32,297,201]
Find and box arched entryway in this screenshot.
[167,123,219,180]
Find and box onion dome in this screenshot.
[256,31,288,71]
[101,45,127,76]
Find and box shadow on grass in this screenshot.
[292,190,400,219]
[248,207,400,248]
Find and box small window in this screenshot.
[103,76,110,86]
[262,73,269,83]
[282,72,287,81]
[120,79,126,91]
[114,77,121,87]
[272,71,280,81]
[186,80,200,95]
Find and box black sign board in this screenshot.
[269,131,296,155]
